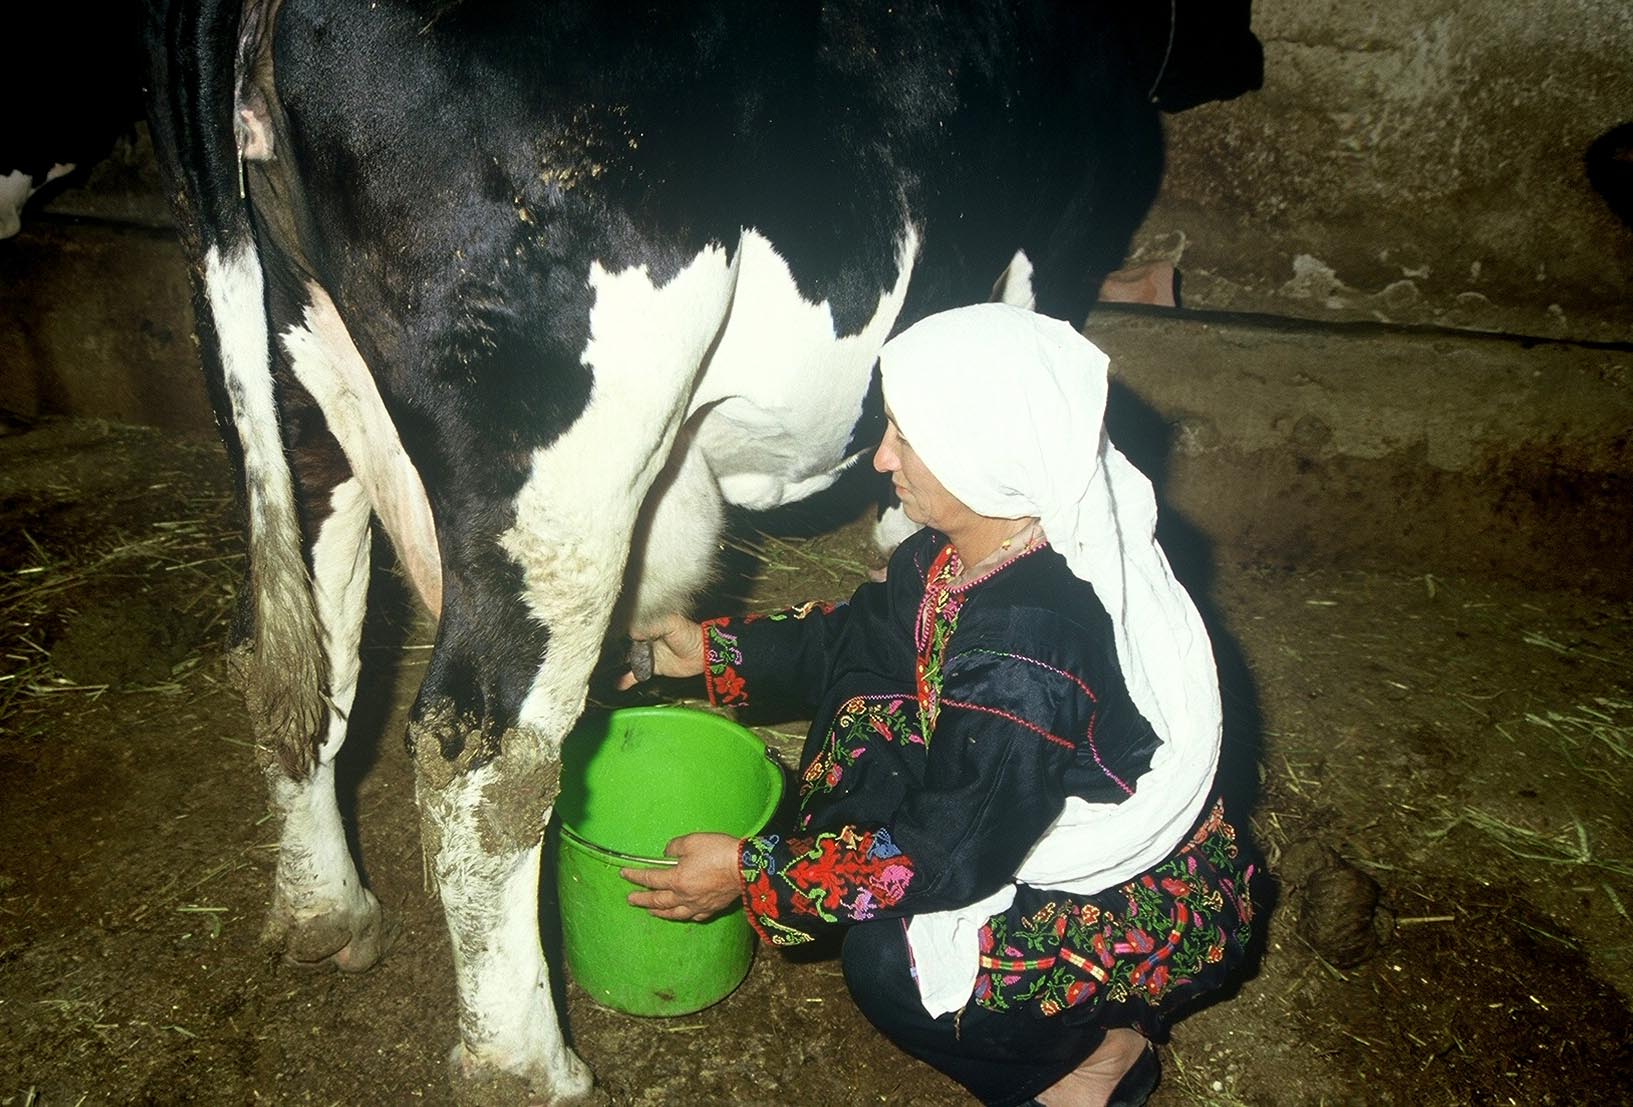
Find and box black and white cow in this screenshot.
[142,0,1257,1100]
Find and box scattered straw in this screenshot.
[1522,698,1633,791]
[725,529,871,590]
[1604,883,1631,924]
[1163,1047,1258,1107]
[1521,631,1629,670]
[1440,807,1633,879]
[1,494,241,734]
[1292,934,1352,983]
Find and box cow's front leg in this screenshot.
[412,722,589,1104]
[405,504,599,1103]
[407,542,631,1106]
[407,245,737,1103]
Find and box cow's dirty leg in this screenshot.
[263,759,385,970]
[260,478,384,970]
[403,240,735,1103]
[412,724,597,1106]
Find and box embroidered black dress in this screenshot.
[704,528,1254,1104]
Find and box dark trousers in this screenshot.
[841,919,1118,1107]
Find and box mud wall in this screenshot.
[1138,0,1633,344]
[0,221,210,432]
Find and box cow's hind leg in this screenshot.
[409,248,736,1104]
[198,242,383,970]
[261,470,384,970]
[258,277,388,969]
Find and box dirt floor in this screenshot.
[1,415,1631,1107]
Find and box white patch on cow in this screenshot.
[282,283,444,614]
[992,248,1037,309]
[690,224,921,510]
[205,245,285,524]
[503,243,738,738]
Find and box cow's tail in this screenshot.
[144,0,326,778]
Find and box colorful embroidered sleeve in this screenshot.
[702,600,847,709]
[739,824,916,946]
[702,530,935,712]
[737,622,1129,945]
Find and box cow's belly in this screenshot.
[690,225,918,510]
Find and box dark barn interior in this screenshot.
[2,3,1631,1105]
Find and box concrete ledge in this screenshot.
[1091,309,1633,596]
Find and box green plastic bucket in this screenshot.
[554,705,783,1016]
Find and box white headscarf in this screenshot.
[877,303,1221,1017]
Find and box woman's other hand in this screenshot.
[622,832,742,921]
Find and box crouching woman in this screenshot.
[623,304,1257,1107]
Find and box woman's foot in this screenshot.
[1033,1028,1157,1107]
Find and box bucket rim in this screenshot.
[591,703,752,726]
[556,704,781,863]
[557,820,679,868]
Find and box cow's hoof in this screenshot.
[266,889,390,973]
[449,1044,604,1107]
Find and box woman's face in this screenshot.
[873,417,977,533]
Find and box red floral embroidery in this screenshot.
[702,618,747,706]
[1161,876,1192,897]
[745,870,779,919]
[781,829,913,922]
[972,801,1255,1017]
[738,826,915,944]
[914,545,963,739]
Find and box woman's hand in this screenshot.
[618,612,706,689]
[622,832,743,921]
